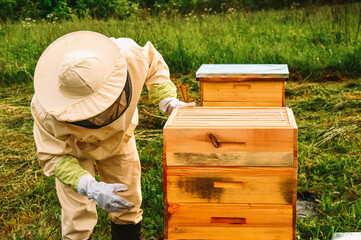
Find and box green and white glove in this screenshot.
[77,174,135,213]
[159,97,196,115]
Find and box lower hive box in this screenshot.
[163,107,298,240]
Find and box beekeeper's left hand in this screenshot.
[77,174,135,212]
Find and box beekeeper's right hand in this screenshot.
[77,174,135,212]
[159,97,196,115]
[55,155,134,213]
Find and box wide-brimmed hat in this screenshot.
[34,31,127,122]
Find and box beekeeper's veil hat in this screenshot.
[34,31,128,122]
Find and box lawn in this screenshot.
[1,3,361,240]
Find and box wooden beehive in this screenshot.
[163,107,298,240]
[196,64,289,107]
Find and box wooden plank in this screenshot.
[292,128,298,240]
[202,101,282,107]
[164,107,178,128]
[164,128,294,153]
[172,115,289,122]
[166,107,295,128]
[168,226,292,240]
[172,118,289,123]
[168,107,290,122]
[172,107,286,111]
[167,203,293,228]
[282,81,285,107]
[171,113,289,120]
[286,107,298,129]
[166,167,294,204]
[166,152,294,167]
[202,81,283,102]
[163,137,169,239]
[200,82,204,107]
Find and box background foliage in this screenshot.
[0,0,360,22]
[1,3,361,86]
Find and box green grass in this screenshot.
[1,3,361,86]
[287,80,361,239]
[1,3,361,240]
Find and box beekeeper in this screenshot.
[31,31,195,240]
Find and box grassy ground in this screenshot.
[1,77,360,240]
[1,3,361,240]
[288,79,361,239]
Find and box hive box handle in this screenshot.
[211,217,247,225]
[208,133,246,148]
[232,83,252,89]
[208,133,220,148]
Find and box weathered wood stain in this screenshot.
[171,152,293,167]
[280,177,294,204]
[177,176,234,202]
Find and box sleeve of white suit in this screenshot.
[31,96,69,176]
[141,41,195,114]
[142,42,177,105]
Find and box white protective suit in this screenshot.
[31,38,177,240]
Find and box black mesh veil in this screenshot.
[68,72,132,129]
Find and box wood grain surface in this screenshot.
[166,151,294,167]
[165,128,294,153]
[166,167,294,204]
[167,203,293,227]
[202,101,282,107]
[202,81,284,104]
[167,226,292,240]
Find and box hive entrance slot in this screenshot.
[232,83,251,89]
[211,217,247,225]
[213,181,245,189]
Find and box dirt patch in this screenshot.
[320,73,347,82]
[289,67,303,81]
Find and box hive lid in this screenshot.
[164,107,297,129]
[196,64,289,79]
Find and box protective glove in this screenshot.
[77,174,135,212]
[159,97,196,115]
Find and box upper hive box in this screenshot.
[196,64,289,107]
[164,107,297,168]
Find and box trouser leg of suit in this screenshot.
[96,135,143,225]
[55,158,97,240]
[55,135,142,239]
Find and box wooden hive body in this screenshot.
[196,64,289,107]
[163,107,298,240]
